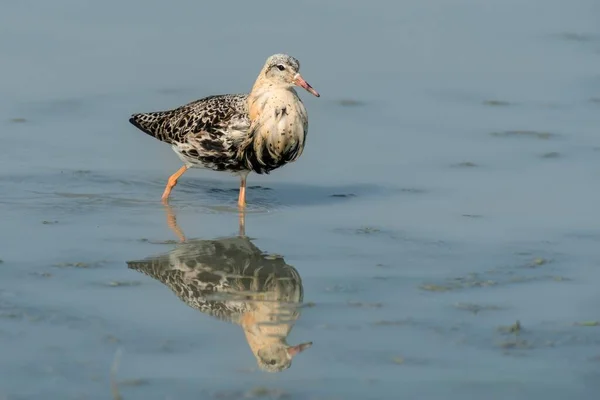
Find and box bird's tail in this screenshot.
[129,111,170,141]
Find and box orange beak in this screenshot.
[293,74,320,97]
[286,342,313,357]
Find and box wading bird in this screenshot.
[129,54,320,208]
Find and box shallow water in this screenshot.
[2,0,600,399]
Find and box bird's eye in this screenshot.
[276,64,285,71]
[268,359,277,365]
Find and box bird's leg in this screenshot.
[237,174,247,209]
[161,165,189,204]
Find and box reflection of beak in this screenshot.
[287,342,313,357]
[293,74,320,97]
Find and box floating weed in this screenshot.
[575,321,599,327]
[138,238,179,244]
[54,262,91,269]
[355,227,381,235]
[9,117,27,123]
[248,185,272,191]
[454,302,505,314]
[462,214,483,218]
[391,356,405,365]
[452,161,478,168]
[42,220,59,225]
[347,301,383,309]
[330,193,356,198]
[420,274,498,292]
[105,281,142,288]
[54,260,108,269]
[483,100,512,106]
[490,130,557,140]
[400,187,427,194]
[526,258,550,268]
[419,284,452,292]
[31,271,52,278]
[498,339,531,349]
[541,152,561,159]
[497,320,522,334]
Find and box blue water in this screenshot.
[1,0,600,399]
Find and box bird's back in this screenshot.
[129,94,250,144]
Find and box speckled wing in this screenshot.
[129,94,249,143]
[129,94,251,170]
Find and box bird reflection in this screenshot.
[126,206,311,372]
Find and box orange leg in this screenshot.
[161,165,189,204]
[237,175,247,209]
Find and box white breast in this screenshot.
[250,88,308,165]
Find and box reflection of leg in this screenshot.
[238,210,246,237]
[164,204,186,242]
[161,165,189,204]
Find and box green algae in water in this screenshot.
[575,321,599,327]
[498,320,522,334]
[420,284,451,292]
[526,258,550,268]
[392,356,405,365]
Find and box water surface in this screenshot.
[1,0,600,399]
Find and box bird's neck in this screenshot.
[248,78,297,120]
[240,304,295,357]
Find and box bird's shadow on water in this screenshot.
[0,169,406,211]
